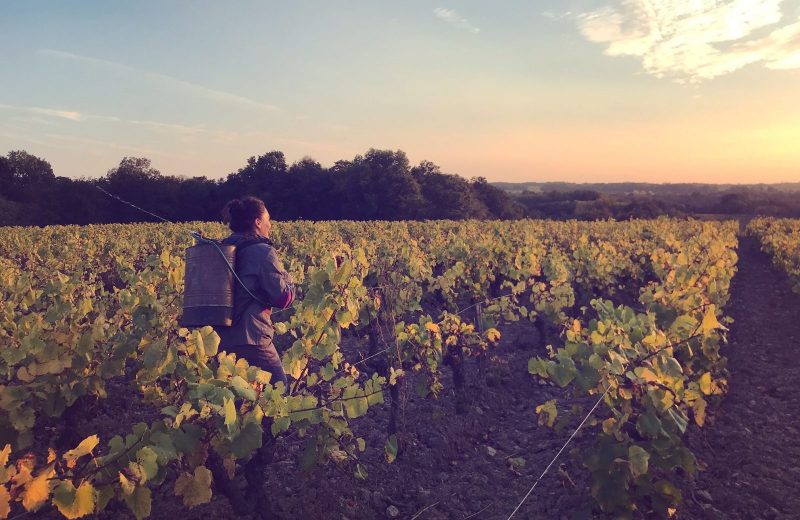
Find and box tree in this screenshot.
[332,149,425,220]
[224,151,291,218]
[0,150,55,202]
[418,173,489,219]
[574,199,614,220]
[106,156,161,182]
[229,151,287,187]
[0,151,59,224]
[410,160,441,182]
[100,157,164,222]
[0,196,21,225]
[471,177,524,219]
[716,192,750,214]
[360,149,424,220]
[287,157,334,220]
[288,157,323,176]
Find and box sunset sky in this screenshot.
[2,1,800,183]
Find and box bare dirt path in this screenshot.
[681,236,800,519]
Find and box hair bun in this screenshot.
[222,196,268,233]
[228,199,243,215]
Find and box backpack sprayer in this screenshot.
[94,186,266,328]
[180,231,269,327]
[180,232,237,327]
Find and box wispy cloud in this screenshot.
[0,103,83,121]
[38,49,280,111]
[93,115,205,134]
[0,103,345,157]
[576,0,800,82]
[0,130,86,153]
[0,103,204,134]
[433,7,480,34]
[0,129,181,160]
[41,132,188,160]
[542,10,574,21]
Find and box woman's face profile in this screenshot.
[255,209,271,238]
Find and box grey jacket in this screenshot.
[214,233,294,348]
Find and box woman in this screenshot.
[214,196,294,388]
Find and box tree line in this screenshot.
[3,148,798,227]
[0,149,528,226]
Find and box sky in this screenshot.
[1,0,800,184]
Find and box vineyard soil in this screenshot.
[679,237,800,520]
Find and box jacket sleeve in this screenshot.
[258,247,295,309]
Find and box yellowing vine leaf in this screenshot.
[64,435,100,468]
[0,445,9,467]
[701,305,722,336]
[535,400,558,428]
[174,466,213,508]
[118,472,135,496]
[0,486,10,519]
[22,469,52,511]
[52,480,96,519]
[698,372,713,395]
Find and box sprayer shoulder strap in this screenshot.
[232,237,273,309]
[236,237,274,252]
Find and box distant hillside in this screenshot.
[492,182,800,195]
[492,180,800,220]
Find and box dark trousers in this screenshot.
[223,343,288,388]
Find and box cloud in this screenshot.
[0,128,181,160]
[41,132,187,160]
[93,115,205,134]
[0,103,204,134]
[433,7,480,34]
[0,103,83,121]
[542,10,574,21]
[38,49,280,111]
[0,130,79,152]
[576,0,800,82]
[0,103,344,156]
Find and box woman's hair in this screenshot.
[222,196,268,232]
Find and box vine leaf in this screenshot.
[123,486,152,520]
[230,376,256,401]
[535,400,558,428]
[64,435,100,468]
[52,480,96,519]
[342,386,369,418]
[22,469,52,511]
[231,422,262,458]
[174,466,213,508]
[0,444,9,466]
[698,372,713,395]
[223,397,236,430]
[701,305,722,336]
[119,472,135,496]
[0,486,10,519]
[628,446,649,479]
